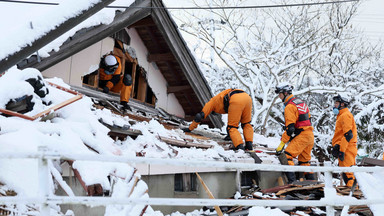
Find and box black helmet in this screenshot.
[275,83,294,94]
[333,94,350,107]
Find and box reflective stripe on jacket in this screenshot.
[281,94,313,143]
[285,97,311,128]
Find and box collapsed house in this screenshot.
[0,0,285,215]
[1,0,383,216]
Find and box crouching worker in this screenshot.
[182,89,254,151]
[331,94,357,187]
[275,83,315,184]
[99,54,133,111]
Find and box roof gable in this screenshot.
[17,0,223,128]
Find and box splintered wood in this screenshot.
[231,182,372,216]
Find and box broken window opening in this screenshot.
[241,171,259,187]
[174,173,197,192]
[82,38,156,106]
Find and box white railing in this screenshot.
[1,147,383,216]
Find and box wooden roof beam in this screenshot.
[167,85,192,94]
[18,1,152,71]
[147,52,174,62]
[129,16,156,28]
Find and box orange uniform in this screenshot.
[99,55,132,103]
[282,95,314,167]
[332,107,357,187]
[188,89,253,147]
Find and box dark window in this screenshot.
[174,173,197,192]
[125,61,133,76]
[145,85,155,104]
[241,171,259,187]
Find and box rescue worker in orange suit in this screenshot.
[331,94,357,187]
[99,54,133,111]
[182,89,254,151]
[275,83,315,184]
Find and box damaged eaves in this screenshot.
[16,0,223,128]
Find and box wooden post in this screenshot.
[195,172,224,216]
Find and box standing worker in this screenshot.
[275,83,315,184]
[182,89,254,151]
[331,94,357,187]
[99,54,133,111]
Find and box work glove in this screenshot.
[182,128,191,133]
[332,144,340,158]
[276,141,286,155]
[338,151,345,161]
[103,86,109,93]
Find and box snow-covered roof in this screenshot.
[3,0,223,128]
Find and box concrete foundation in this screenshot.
[55,176,105,216]
[142,172,237,214]
[55,169,287,215]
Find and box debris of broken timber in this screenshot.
[195,172,224,216]
[276,184,325,196]
[157,136,214,149]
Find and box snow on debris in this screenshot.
[355,170,384,215]
[0,66,284,215]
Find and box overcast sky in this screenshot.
[352,0,384,42]
[0,0,383,42]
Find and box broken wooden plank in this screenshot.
[195,172,224,216]
[157,136,214,149]
[261,184,294,194]
[360,157,384,167]
[276,184,325,196]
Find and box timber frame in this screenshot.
[17,0,223,128]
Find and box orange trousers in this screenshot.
[339,143,357,187]
[227,93,253,147]
[284,130,314,167]
[105,77,132,102]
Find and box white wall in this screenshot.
[42,32,185,117]
[42,38,114,86]
[127,28,185,117]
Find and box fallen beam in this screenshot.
[157,136,214,149]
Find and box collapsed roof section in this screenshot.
[17,0,223,129]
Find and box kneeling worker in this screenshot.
[182,89,254,151]
[99,54,133,111]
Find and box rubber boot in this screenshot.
[305,173,316,181]
[285,172,296,184]
[245,141,253,151]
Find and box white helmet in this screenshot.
[104,55,118,66]
[275,82,294,94]
[333,94,350,106]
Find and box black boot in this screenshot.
[231,144,245,151]
[285,172,296,184]
[305,173,316,181]
[120,101,132,111]
[245,141,253,151]
[223,134,231,141]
